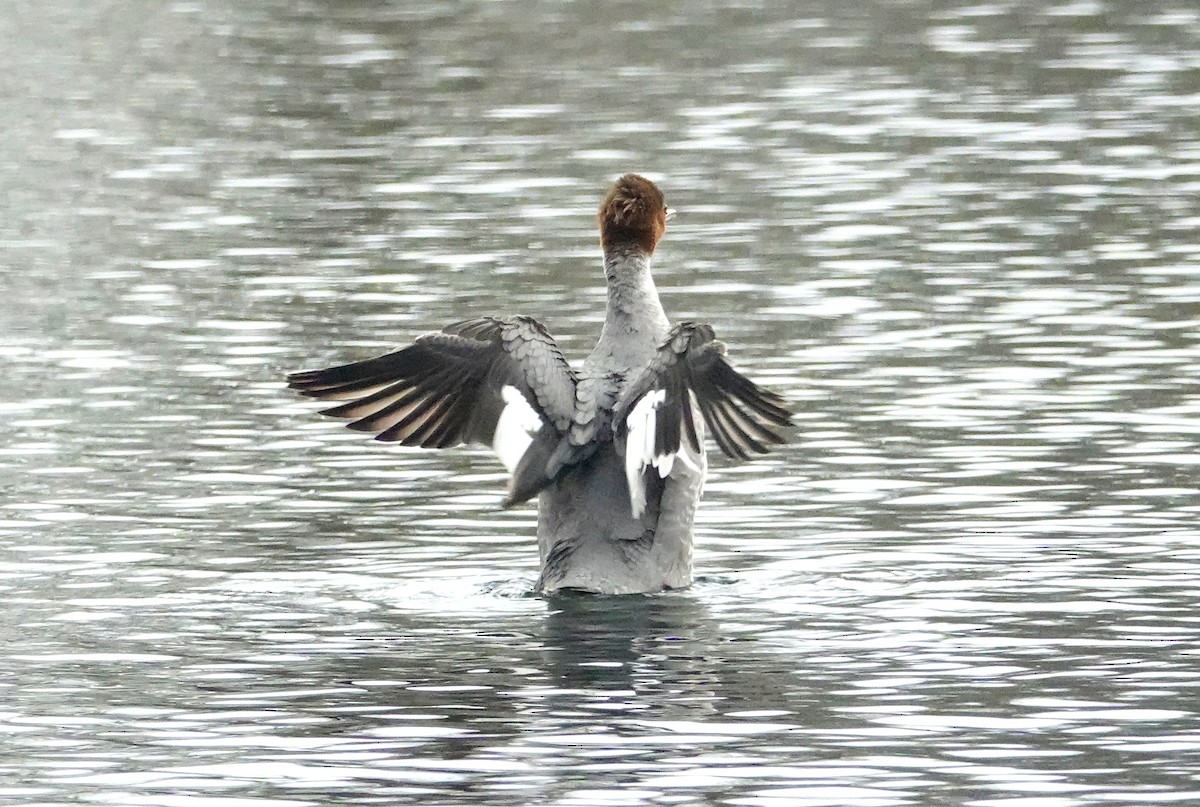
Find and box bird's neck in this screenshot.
[593,246,671,370]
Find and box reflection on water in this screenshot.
[2,0,1200,804]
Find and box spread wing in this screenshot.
[287,316,577,505]
[614,322,791,516]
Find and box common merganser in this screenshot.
[287,174,791,594]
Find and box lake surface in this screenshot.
[2,1,1199,804]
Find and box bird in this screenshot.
[287,173,791,594]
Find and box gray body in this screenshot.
[536,442,703,593]
[535,249,705,594]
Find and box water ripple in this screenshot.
[2,1,1199,805]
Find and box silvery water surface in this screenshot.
[1,1,1198,805]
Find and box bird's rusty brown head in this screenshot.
[598,173,672,255]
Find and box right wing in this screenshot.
[614,322,792,517]
[287,316,577,505]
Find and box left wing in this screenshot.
[287,316,577,506]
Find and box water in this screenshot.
[2,0,1199,804]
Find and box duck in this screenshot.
[287,174,791,594]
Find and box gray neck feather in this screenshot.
[593,248,671,370]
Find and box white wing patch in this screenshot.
[492,385,544,473]
[624,389,702,518]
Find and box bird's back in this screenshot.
[535,420,704,594]
[533,311,704,594]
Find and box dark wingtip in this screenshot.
[501,480,543,509]
[286,369,322,392]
